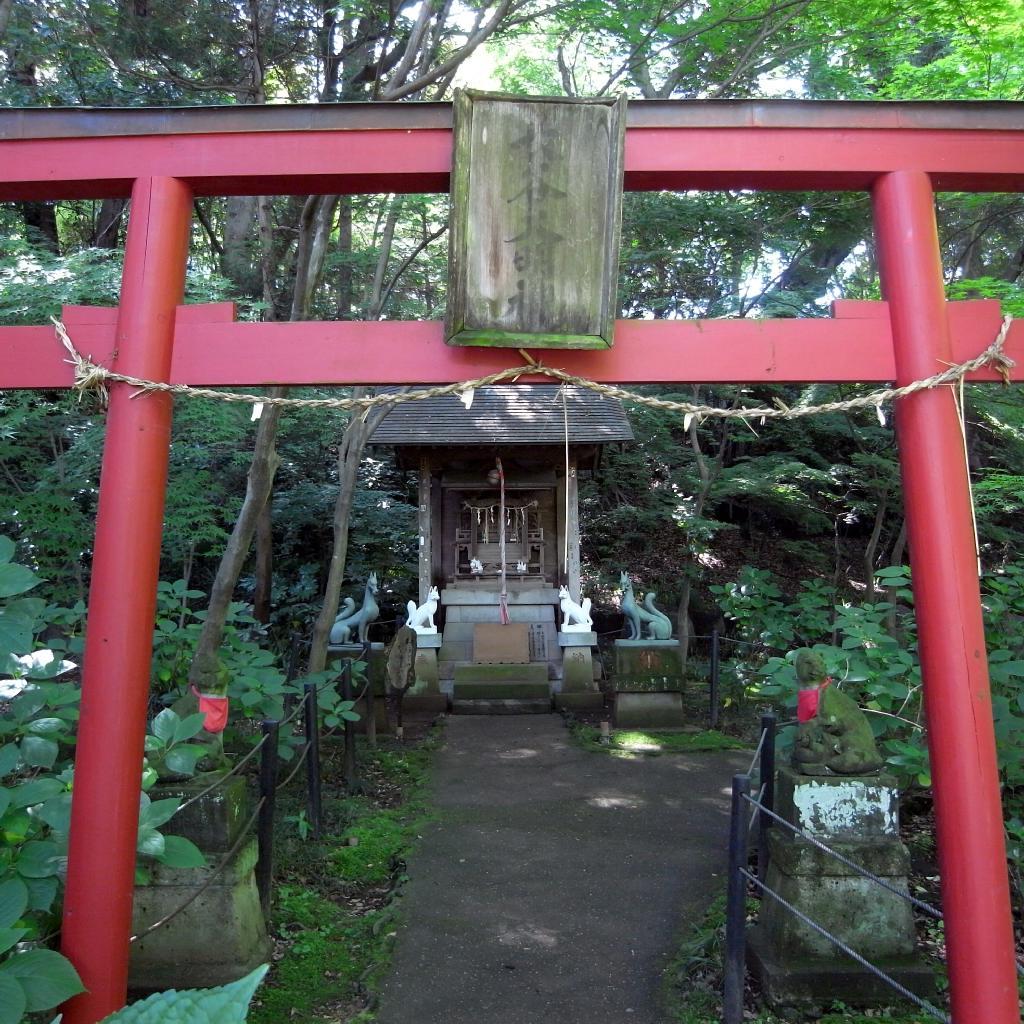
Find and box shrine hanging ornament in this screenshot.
[53,316,1015,426]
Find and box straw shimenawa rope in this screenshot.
[52,315,1016,424]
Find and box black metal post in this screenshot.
[341,659,360,792]
[758,713,777,878]
[724,773,751,1024]
[362,640,377,748]
[303,683,323,839]
[710,628,721,729]
[256,719,279,918]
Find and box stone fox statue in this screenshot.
[330,573,380,645]
[406,586,439,633]
[792,649,884,776]
[619,571,673,640]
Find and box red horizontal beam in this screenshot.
[3,300,1018,389]
[1,126,1022,201]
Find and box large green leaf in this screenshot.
[0,948,85,1011]
[172,714,207,744]
[0,561,39,600]
[22,875,58,913]
[26,718,66,737]
[0,744,20,777]
[9,778,64,809]
[0,973,27,1024]
[19,736,59,770]
[156,835,207,869]
[0,538,14,564]
[36,794,72,835]
[0,790,9,820]
[15,841,60,879]
[99,964,267,1023]
[138,798,180,831]
[150,709,179,744]
[0,878,29,929]
[136,827,165,859]
[0,927,26,955]
[163,746,204,776]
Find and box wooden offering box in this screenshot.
[446,90,626,350]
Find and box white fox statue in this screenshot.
[406,586,439,634]
[558,585,593,632]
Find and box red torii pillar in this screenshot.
[873,171,1018,1021]
[60,177,193,1023]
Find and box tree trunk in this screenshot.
[222,195,259,296]
[253,494,273,624]
[188,400,284,691]
[863,492,888,602]
[307,395,380,675]
[337,198,353,319]
[95,198,127,249]
[22,201,59,253]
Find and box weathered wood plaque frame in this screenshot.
[446,91,627,350]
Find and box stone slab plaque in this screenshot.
[447,90,626,350]
[473,622,530,663]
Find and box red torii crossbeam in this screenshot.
[1,101,1022,1024]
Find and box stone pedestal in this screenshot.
[748,767,934,1013]
[612,639,683,690]
[612,691,685,729]
[327,641,386,693]
[554,631,603,710]
[129,776,271,991]
[609,640,685,727]
[406,635,449,713]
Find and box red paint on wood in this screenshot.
[874,171,1018,1024]
[1,125,1023,200]
[2,302,1019,389]
[59,178,193,1024]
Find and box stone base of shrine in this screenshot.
[129,777,270,991]
[327,641,387,693]
[612,639,683,690]
[612,691,685,729]
[747,927,936,1013]
[554,691,605,711]
[749,767,932,1013]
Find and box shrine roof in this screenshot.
[369,385,633,447]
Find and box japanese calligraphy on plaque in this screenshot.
[446,91,626,350]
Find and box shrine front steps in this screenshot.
[451,698,552,715]
[451,662,553,714]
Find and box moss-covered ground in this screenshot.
[569,721,749,757]
[248,732,438,1023]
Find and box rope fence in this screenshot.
[53,315,1015,426]
[135,641,373,943]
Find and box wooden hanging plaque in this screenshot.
[446,91,626,350]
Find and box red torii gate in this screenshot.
[1,101,1022,1024]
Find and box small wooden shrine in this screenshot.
[369,384,632,703]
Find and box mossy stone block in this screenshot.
[150,775,251,853]
[613,691,685,729]
[561,646,596,692]
[775,765,899,839]
[129,778,271,992]
[612,640,683,691]
[454,662,548,684]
